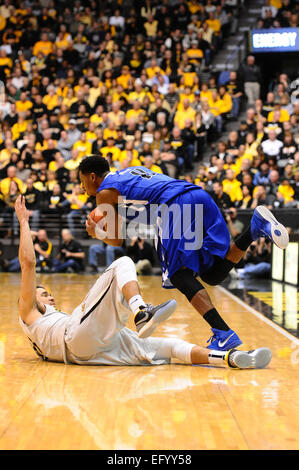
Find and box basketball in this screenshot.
[88,209,107,230]
[89,208,103,224]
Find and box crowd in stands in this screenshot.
[0,0,298,275]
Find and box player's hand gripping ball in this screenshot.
[88,209,107,231]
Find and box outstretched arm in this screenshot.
[15,195,40,325]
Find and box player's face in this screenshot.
[79,171,97,197]
[36,287,56,312]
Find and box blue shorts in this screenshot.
[154,189,230,288]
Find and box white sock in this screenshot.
[208,350,228,366]
[129,295,146,316]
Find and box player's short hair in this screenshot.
[78,155,109,177]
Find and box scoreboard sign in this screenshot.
[250,28,299,53]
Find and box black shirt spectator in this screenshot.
[31,96,48,121]
[58,234,85,272]
[127,237,156,267]
[23,179,41,210]
[211,181,233,212]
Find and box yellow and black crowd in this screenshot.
[0,0,298,273]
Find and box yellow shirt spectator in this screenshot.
[116,67,132,89]
[218,92,232,114]
[0,15,6,31]
[12,120,28,141]
[268,108,290,122]
[144,18,158,37]
[73,138,92,159]
[107,109,125,127]
[103,128,118,141]
[270,0,282,8]
[66,192,88,210]
[128,90,147,103]
[0,146,19,163]
[16,98,33,113]
[86,130,97,143]
[43,92,59,111]
[277,182,294,203]
[90,113,104,126]
[64,157,82,171]
[146,65,164,79]
[35,139,57,152]
[33,40,53,57]
[125,107,145,121]
[0,54,12,73]
[100,145,121,161]
[119,149,140,164]
[206,17,221,36]
[0,176,24,195]
[186,46,203,64]
[174,105,196,129]
[208,94,223,116]
[222,176,243,203]
[188,0,202,14]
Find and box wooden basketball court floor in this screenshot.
[0,272,298,451]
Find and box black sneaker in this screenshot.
[226,348,272,369]
[134,300,177,338]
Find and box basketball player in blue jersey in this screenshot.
[15,194,272,370]
[79,155,289,351]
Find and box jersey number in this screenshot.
[130,168,154,179]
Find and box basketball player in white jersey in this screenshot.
[15,194,272,369]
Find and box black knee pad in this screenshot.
[200,257,235,286]
[170,269,204,302]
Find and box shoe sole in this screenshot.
[232,347,272,369]
[255,206,289,249]
[138,299,177,338]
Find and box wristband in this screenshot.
[95,223,107,240]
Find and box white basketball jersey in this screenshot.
[19,305,71,363]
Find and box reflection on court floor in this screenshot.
[223,278,299,338]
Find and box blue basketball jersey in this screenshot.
[97,167,201,204]
[96,166,230,288]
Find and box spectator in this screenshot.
[222,169,243,205]
[240,55,261,106]
[261,129,284,157]
[127,236,156,275]
[232,239,272,279]
[211,181,232,212]
[88,241,124,274]
[277,178,295,207]
[226,71,243,119]
[62,183,88,236]
[46,183,66,215]
[252,185,280,210]
[253,162,270,186]
[239,185,254,209]
[32,229,53,273]
[53,229,85,273]
[224,207,244,240]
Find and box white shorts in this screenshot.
[64,257,195,366]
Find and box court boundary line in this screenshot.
[217,285,299,345]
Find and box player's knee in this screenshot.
[200,257,234,286]
[170,269,204,302]
[115,256,134,270]
[113,256,137,289]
